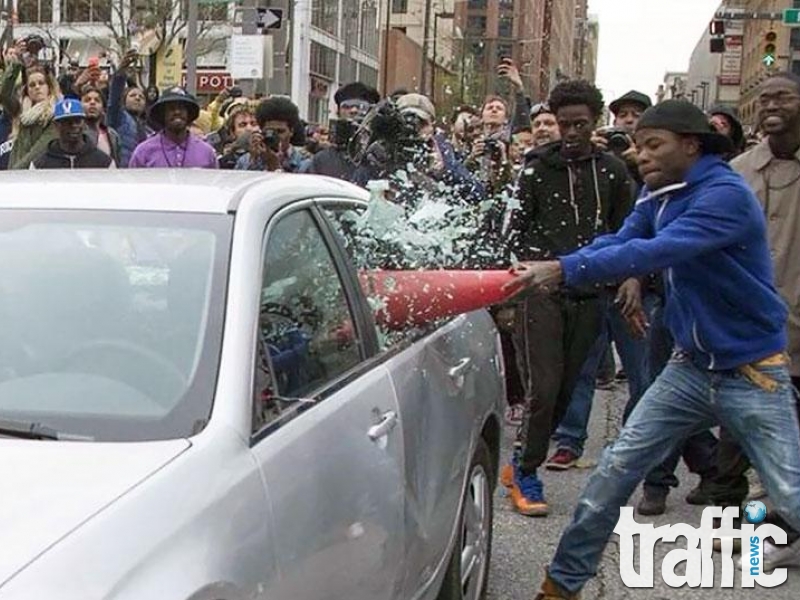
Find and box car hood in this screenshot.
[0,438,190,586]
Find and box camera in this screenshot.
[598,127,632,154]
[330,118,358,150]
[262,128,281,153]
[483,138,503,158]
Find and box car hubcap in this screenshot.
[460,464,489,599]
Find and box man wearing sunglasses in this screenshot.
[302,82,380,180]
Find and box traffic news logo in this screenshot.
[613,501,788,588]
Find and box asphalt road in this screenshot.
[486,381,800,600]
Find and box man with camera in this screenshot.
[235,96,307,173]
[353,93,483,204]
[302,82,380,180]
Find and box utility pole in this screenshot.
[185,0,199,95]
[420,0,433,94]
[382,0,392,95]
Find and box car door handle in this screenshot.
[448,357,472,379]
[368,410,398,441]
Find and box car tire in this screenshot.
[436,438,494,600]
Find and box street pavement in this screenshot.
[486,381,800,599]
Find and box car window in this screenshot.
[253,209,362,432]
[0,210,230,442]
[320,203,424,352]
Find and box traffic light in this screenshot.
[709,20,725,36]
[710,38,726,53]
[763,31,777,67]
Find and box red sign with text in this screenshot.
[181,72,234,92]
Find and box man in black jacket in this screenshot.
[302,82,380,180]
[31,99,114,169]
[502,80,633,517]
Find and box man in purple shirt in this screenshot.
[129,87,217,169]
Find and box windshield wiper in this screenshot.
[0,419,91,441]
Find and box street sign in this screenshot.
[784,8,800,26]
[763,54,777,67]
[257,8,283,30]
[229,34,265,79]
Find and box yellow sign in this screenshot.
[156,43,184,90]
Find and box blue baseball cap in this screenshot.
[53,98,86,121]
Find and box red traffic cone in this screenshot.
[359,269,520,330]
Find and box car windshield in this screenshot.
[0,210,231,442]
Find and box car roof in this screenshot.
[0,169,368,213]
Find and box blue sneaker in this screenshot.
[510,467,548,517]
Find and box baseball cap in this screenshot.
[396,93,436,123]
[53,98,86,121]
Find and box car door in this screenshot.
[317,200,478,597]
[248,205,406,600]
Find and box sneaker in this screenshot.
[545,448,580,471]
[637,490,667,516]
[509,467,548,517]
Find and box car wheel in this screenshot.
[436,439,493,600]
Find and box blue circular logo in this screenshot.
[744,500,767,524]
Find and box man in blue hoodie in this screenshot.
[505,100,799,600]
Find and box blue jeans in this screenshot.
[553,293,649,456]
[548,356,800,593]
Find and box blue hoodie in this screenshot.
[560,154,788,371]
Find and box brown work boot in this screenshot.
[533,573,580,599]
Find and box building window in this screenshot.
[497,42,513,60]
[17,0,53,23]
[468,0,487,9]
[312,0,339,34]
[392,0,408,13]
[358,64,378,88]
[466,16,487,36]
[359,4,379,57]
[61,0,112,23]
[308,95,330,126]
[499,15,514,39]
[310,41,337,80]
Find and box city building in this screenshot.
[380,0,458,106]
[581,15,600,83]
[300,0,381,124]
[656,71,689,103]
[449,0,583,106]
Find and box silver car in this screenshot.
[0,170,505,600]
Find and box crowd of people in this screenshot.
[2,34,799,600]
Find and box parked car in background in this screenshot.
[0,170,505,600]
